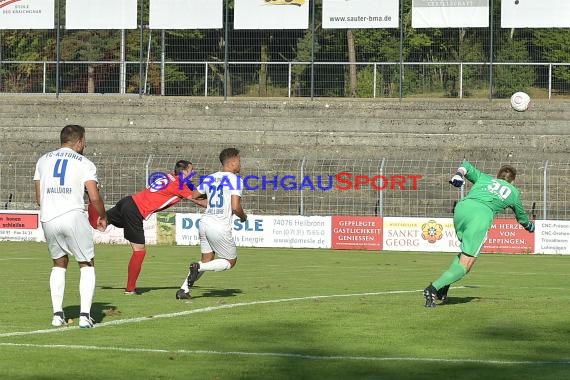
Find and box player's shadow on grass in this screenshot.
[440,296,481,306]
[191,287,243,299]
[63,302,117,324]
[99,285,180,294]
[98,285,243,298]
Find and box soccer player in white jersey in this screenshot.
[34,125,107,328]
[175,148,247,300]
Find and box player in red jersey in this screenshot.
[104,160,205,294]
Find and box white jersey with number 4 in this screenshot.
[34,147,98,222]
[198,171,242,228]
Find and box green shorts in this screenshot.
[454,199,494,257]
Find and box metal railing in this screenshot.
[1,60,569,99]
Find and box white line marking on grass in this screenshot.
[0,288,463,338]
[0,257,37,261]
[1,342,569,366]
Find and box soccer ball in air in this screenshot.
[510,91,530,112]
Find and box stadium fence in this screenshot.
[1,1,569,99]
[1,153,567,220]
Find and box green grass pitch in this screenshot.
[1,241,570,379]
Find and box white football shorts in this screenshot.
[199,219,237,260]
[42,210,94,262]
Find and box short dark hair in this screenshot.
[60,125,85,145]
[174,160,192,174]
[219,148,240,165]
[497,164,517,183]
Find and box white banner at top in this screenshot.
[322,0,399,29]
[149,0,223,29]
[0,0,54,30]
[412,0,489,28]
[66,0,138,29]
[234,0,309,30]
[501,0,570,28]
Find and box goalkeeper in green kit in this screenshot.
[423,160,535,307]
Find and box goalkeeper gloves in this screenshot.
[524,221,535,233]
[449,171,464,188]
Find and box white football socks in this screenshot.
[79,266,96,315]
[50,267,66,314]
[180,267,205,292]
[180,274,190,292]
[179,259,230,291]
[199,259,231,272]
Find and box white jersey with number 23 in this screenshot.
[198,171,242,228]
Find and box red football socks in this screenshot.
[126,250,146,292]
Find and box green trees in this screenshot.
[60,30,120,93]
[533,29,570,92]
[0,3,569,97]
[493,35,534,97]
[0,31,54,92]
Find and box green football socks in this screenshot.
[432,255,468,290]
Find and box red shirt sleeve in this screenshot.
[131,173,193,219]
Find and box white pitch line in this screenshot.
[0,288,445,338]
[0,257,37,261]
[1,342,569,366]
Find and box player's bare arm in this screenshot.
[190,197,207,208]
[34,180,41,206]
[231,194,247,222]
[85,180,107,231]
[188,189,208,208]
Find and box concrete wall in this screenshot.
[0,94,568,161]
